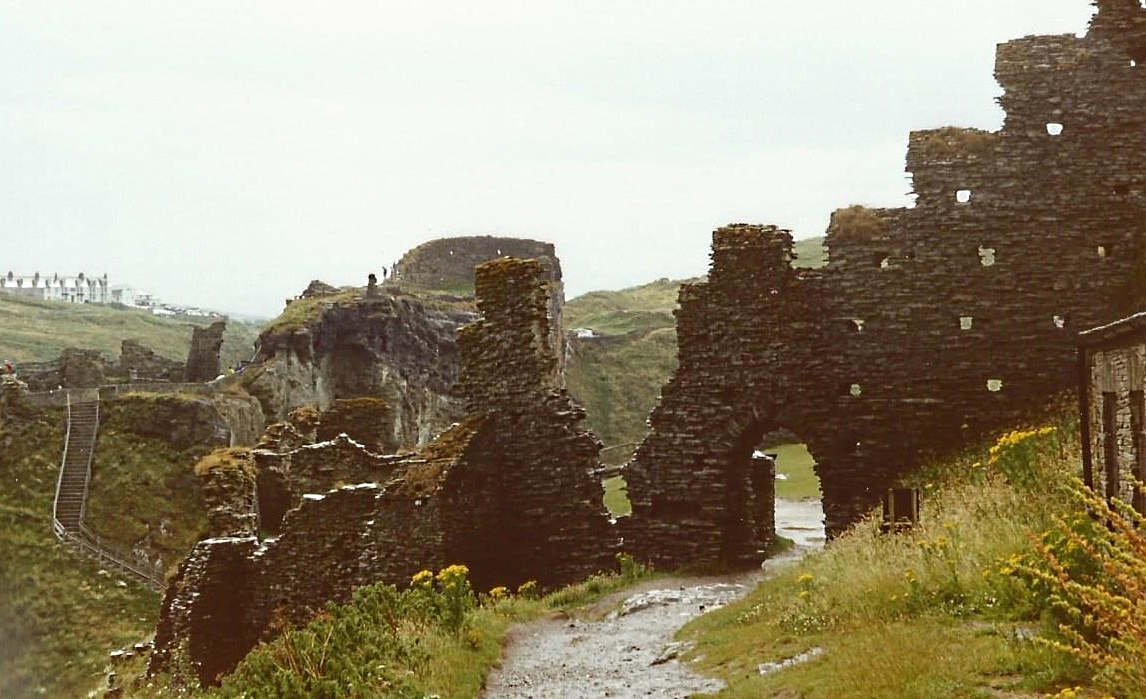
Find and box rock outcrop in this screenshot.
[185,320,226,382]
[120,340,183,382]
[245,236,567,452]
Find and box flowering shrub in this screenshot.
[1019,480,1146,698]
[986,426,1059,489]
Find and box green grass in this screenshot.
[0,410,160,699]
[0,293,261,370]
[84,430,210,576]
[793,236,827,268]
[563,251,825,459]
[602,475,632,517]
[681,414,1089,698]
[566,327,679,460]
[770,443,822,501]
[564,278,686,337]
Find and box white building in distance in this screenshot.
[0,272,111,304]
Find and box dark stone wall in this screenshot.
[624,5,1146,569]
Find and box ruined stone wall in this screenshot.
[625,3,1146,569]
[151,257,618,685]
[1081,312,1146,510]
[451,258,617,589]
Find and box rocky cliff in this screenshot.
[245,236,566,451]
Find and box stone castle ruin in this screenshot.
[150,258,617,685]
[622,0,1146,568]
[145,1,1146,681]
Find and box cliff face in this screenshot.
[246,236,566,451]
[247,288,479,449]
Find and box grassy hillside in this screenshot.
[0,294,262,370]
[681,407,1118,698]
[0,408,160,699]
[564,237,825,462]
[794,235,827,268]
[0,392,224,698]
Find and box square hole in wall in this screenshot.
[1098,244,1113,258]
[1054,315,1067,329]
[987,379,1003,392]
[978,246,997,266]
[1046,122,1064,136]
[956,189,972,204]
[850,383,862,397]
[960,316,974,330]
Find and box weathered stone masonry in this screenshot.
[151,257,617,685]
[624,1,1146,569]
[1080,311,1146,512]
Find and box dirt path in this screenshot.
[482,499,825,699]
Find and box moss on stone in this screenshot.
[194,447,255,477]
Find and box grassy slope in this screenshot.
[682,415,1091,698]
[0,294,262,369]
[0,410,160,699]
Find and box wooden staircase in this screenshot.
[52,390,165,591]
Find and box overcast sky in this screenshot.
[2,2,1097,319]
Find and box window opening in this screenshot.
[978,246,996,266]
[959,316,973,330]
[850,383,862,397]
[956,189,972,204]
[1046,122,1064,136]
[987,379,1003,392]
[1053,315,1066,329]
[1098,244,1113,258]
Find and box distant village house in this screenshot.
[0,271,157,309]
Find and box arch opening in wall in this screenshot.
[601,445,634,518]
[727,418,825,559]
[956,189,972,204]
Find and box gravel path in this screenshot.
[482,499,825,699]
